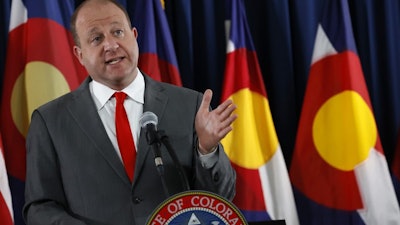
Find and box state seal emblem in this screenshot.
[146,190,248,225]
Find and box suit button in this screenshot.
[132,196,142,204]
[213,172,219,182]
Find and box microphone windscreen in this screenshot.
[139,111,158,128]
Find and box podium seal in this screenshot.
[146,190,248,225]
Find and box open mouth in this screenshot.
[105,57,124,65]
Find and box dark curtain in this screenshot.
[0,0,11,97]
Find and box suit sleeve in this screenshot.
[193,141,236,200]
[191,93,236,200]
[23,110,86,225]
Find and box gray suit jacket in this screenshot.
[23,74,236,225]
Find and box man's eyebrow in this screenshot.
[86,21,125,36]
[110,21,124,27]
[87,27,100,36]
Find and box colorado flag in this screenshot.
[1,1,87,224]
[221,0,299,224]
[289,0,400,224]
[132,0,182,86]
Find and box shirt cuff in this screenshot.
[198,146,218,169]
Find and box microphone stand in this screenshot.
[146,127,170,198]
[156,130,191,191]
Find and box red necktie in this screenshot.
[114,92,136,182]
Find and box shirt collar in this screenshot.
[91,70,145,109]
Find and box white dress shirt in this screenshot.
[89,71,145,160]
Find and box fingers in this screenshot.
[195,90,237,152]
[213,98,237,126]
[216,99,236,120]
[218,108,237,136]
[199,89,213,112]
[213,99,237,138]
[198,89,237,137]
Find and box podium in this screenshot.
[146,190,286,225]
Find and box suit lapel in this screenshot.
[67,78,131,186]
[133,75,168,186]
[66,75,169,187]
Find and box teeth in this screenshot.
[107,57,122,65]
[108,59,119,65]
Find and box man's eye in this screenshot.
[92,36,101,42]
[115,30,124,36]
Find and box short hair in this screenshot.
[70,0,132,47]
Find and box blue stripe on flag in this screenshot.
[24,0,75,29]
[133,0,179,68]
[320,0,357,53]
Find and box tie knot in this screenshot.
[114,92,127,104]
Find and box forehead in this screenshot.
[76,1,128,31]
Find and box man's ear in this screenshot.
[132,27,138,38]
[73,46,84,65]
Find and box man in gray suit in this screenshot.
[23,0,237,224]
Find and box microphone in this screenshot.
[140,111,169,197]
[139,111,162,166]
[139,111,191,194]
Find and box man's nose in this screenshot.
[104,37,119,51]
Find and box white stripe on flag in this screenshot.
[0,148,13,222]
[259,146,299,225]
[311,24,337,64]
[355,148,400,224]
[9,0,27,31]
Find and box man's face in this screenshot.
[73,1,139,90]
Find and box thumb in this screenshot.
[199,89,213,112]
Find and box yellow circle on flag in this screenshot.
[312,90,376,171]
[222,89,279,169]
[11,61,71,137]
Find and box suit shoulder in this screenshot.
[34,88,85,117]
[36,92,70,111]
[35,78,91,115]
[159,82,201,96]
